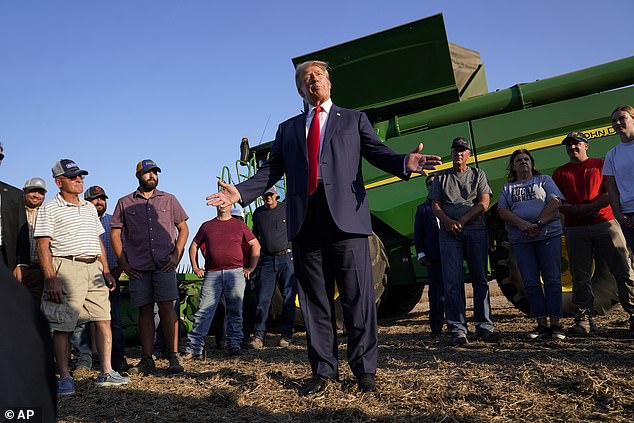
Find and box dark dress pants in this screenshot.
[292,186,377,378]
[427,259,445,333]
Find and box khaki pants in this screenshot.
[566,220,634,317]
[41,257,111,332]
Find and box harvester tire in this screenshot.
[493,224,619,316]
[272,232,388,329]
[377,283,425,319]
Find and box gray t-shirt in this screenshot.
[498,174,564,244]
[429,167,492,229]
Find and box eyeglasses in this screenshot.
[62,174,84,181]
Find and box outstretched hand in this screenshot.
[207,180,241,207]
[406,143,442,175]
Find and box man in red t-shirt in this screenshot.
[183,204,260,356]
[553,131,634,334]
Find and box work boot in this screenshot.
[128,355,156,375]
[279,337,292,348]
[248,337,264,350]
[167,353,184,375]
[569,314,597,336]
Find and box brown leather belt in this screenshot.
[59,256,98,264]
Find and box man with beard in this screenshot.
[22,177,47,303]
[71,186,128,373]
[110,160,189,375]
[86,186,127,370]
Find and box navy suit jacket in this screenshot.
[237,104,408,240]
[414,198,441,261]
[0,181,29,268]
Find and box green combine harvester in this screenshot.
[121,14,634,339]
[221,13,634,320]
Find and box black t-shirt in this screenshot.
[252,202,291,255]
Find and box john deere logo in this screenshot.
[583,126,616,141]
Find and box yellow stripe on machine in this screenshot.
[365,125,614,190]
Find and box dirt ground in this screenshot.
[58,286,634,422]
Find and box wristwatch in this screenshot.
[536,220,545,229]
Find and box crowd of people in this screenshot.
[414,105,634,345]
[2,59,634,404]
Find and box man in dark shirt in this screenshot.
[414,175,445,337]
[110,160,189,375]
[183,204,260,356]
[248,186,297,349]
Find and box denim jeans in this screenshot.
[186,268,245,353]
[70,322,92,369]
[253,253,297,339]
[109,288,125,369]
[511,235,562,319]
[439,227,493,336]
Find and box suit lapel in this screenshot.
[322,104,341,153]
[293,113,308,162]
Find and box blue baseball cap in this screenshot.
[135,159,162,176]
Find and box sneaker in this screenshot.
[451,334,468,346]
[227,346,242,356]
[550,325,566,340]
[248,337,264,350]
[279,337,292,348]
[95,370,130,387]
[476,330,502,343]
[528,324,550,339]
[167,353,184,374]
[58,376,75,396]
[128,355,156,375]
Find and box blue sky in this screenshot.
[1,0,632,264]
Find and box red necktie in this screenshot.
[307,105,322,196]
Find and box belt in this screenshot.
[59,256,99,264]
[265,249,291,257]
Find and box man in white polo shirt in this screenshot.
[35,159,129,396]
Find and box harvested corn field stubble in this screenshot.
[58,292,634,422]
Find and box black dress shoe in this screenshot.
[356,373,376,392]
[301,375,328,396]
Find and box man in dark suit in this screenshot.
[208,60,441,394]
[0,144,29,281]
[414,174,445,337]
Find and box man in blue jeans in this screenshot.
[183,204,260,357]
[430,137,499,345]
[248,186,297,349]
